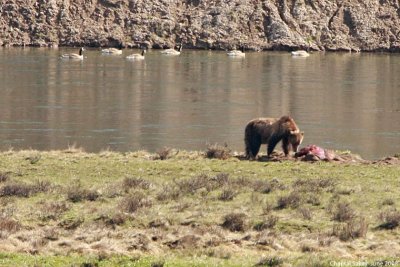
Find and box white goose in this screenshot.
[227,46,245,57]
[291,50,310,57]
[161,44,182,55]
[61,47,84,60]
[126,49,146,60]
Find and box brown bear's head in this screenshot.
[289,132,304,152]
[279,116,299,134]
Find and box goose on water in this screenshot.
[291,50,310,57]
[126,49,146,60]
[60,47,84,60]
[102,44,123,55]
[227,46,245,57]
[161,44,182,55]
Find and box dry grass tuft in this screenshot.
[63,143,85,153]
[86,190,100,201]
[151,261,165,267]
[233,176,252,188]
[66,183,99,203]
[218,188,237,201]
[120,191,152,213]
[332,201,355,222]
[0,180,52,198]
[299,207,313,220]
[377,210,400,230]
[203,247,232,259]
[255,256,284,266]
[122,177,151,191]
[0,172,10,183]
[166,173,233,198]
[221,213,247,232]
[31,237,49,249]
[318,234,335,247]
[252,179,281,194]
[293,178,336,193]
[95,213,127,228]
[210,173,230,188]
[103,182,124,198]
[156,184,180,201]
[335,187,354,195]
[262,201,275,215]
[306,194,321,206]
[332,216,368,241]
[39,201,70,221]
[205,143,231,160]
[382,198,395,206]
[276,191,302,209]
[300,243,319,253]
[175,174,210,194]
[42,227,59,241]
[105,213,127,226]
[58,217,84,230]
[253,215,278,231]
[153,147,177,160]
[0,216,21,233]
[165,235,200,249]
[148,218,170,229]
[0,182,32,197]
[174,202,190,212]
[25,154,41,164]
[32,180,52,194]
[80,262,98,267]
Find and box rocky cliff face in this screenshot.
[1,0,400,51]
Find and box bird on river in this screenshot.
[227,46,245,57]
[291,50,310,57]
[126,49,146,60]
[60,47,84,60]
[161,44,182,55]
[101,43,123,55]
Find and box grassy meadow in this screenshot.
[0,146,399,267]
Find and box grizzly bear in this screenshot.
[244,116,304,159]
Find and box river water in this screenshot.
[0,47,399,159]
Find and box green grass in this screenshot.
[0,252,289,267]
[0,149,399,266]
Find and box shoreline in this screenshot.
[0,146,399,165]
[2,43,400,53]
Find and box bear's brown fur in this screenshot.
[244,116,304,159]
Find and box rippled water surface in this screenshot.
[0,47,399,159]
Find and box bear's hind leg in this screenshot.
[249,138,261,159]
[245,136,261,160]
